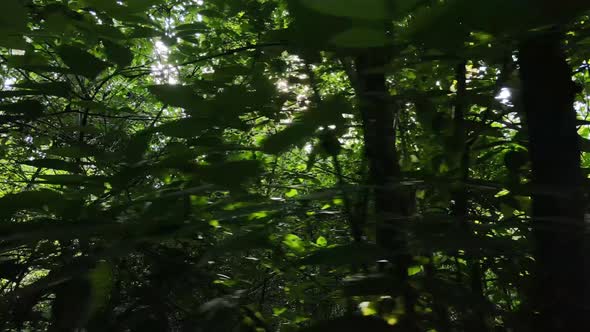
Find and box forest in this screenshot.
[0,0,589,331]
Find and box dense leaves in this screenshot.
[0,0,589,332]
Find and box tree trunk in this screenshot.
[519,33,586,332]
[452,61,488,332]
[355,49,416,330]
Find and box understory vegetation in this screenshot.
[0,1,589,331]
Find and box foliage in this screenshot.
[0,0,589,331]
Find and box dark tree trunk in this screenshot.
[355,49,416,330]
[452,62,488,332]
[519,33,586,331]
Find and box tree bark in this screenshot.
[452,62,488,332]
[355,49,416,329]
[519,33,586,331]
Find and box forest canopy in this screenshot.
[0,0,589,331]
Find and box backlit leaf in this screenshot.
[301,0,388,20]
[103,40,133,68]
[57,45,109,78]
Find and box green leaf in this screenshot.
[5,50,84,76]
[46,145,101,158]
[57,45,109,78]
[148,85,203,109]
[283,234,305,254]
[0,0,27,32]
[38,174,105,186]
[75,21,127,41]
[103,40,133,68]
[301,243,387,266]
[285,188,299,198]
[21,159,80,173]
[155,117,210,138]
[272,307,287,317]
[125,0,164,12]
[0,90,49,98]
[5,52,50,69]
[215,230,272,252]
[10,82,70,97]
[407,265,423,276]
[0,190,63,220]
[343,273,400,296]
[110,11,156,26]
[580,136,590,152]
[305,95,350,125]
[315,236,328,247]
[404,2,468,52]
[0,100,44,118]
[330,28,390,48]
[198,160,262,187]
[127,26,162,38]
[300,0,388,20]
[262,95,349,154]
[262,123,312,154]
[0,35,26,49]
[87,261,113,315]
[175,22,209,32]
[122,131,153,163]
[80,0,121,12]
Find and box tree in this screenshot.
[519,32,586,331]
[0,1,588,331]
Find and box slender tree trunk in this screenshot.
[519,32,586,332]
[452,62,488,332]
[355,49,416,330]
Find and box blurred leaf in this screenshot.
[198,160,262,187]
[283,234,305,254]
[38,174,105,186]
[331,28,390,48]
[127,26,162,38]
[407,265,423,276]
[103,40,133,68]
[0,100,44,118]
[579,136,590,152]
[175,22,209,37]
[0,0,27,48]
[286,189,299,198]
[263,95,349,154]
[9,82,70,97]
[46,145,102,158]
[123,131,153,163]
[87,261,113,315]
[262,123,312,154]
[0,190,63,220]
[315,236,328,247]
[300,0,387,20]
[148,85,204,109]
[21,159,80,173]
[125,0,165,12]
[343,273,401,296]
[301,243,388,266]
[80,0,119,12]
[57,45,109,78]
[155,117,211,138]
[215,230,272,252]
